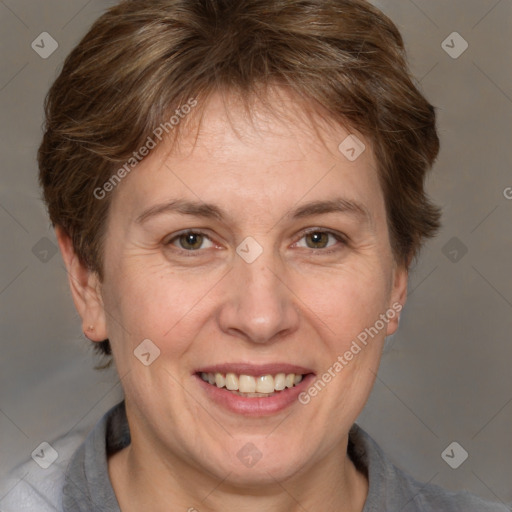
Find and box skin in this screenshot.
[57,90,408,512]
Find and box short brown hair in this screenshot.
[39,0,441,360]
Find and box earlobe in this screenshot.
[55,226,108,342]
[386,264,408,337]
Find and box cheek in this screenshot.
[299,262,392,344]
[103,260,224,357]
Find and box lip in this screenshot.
[194,363,315,376]
[194,370,316,417]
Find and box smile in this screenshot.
[199,372,304,397]
[194,364,316,416]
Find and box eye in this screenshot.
[168,231,214,251]
[295,230,344,250]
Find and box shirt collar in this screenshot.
[62,401,387,512]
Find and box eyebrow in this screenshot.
[135,197,371,225]
[290,198,371,223]
[135,199,224,224]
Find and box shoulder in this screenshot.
[349,424,511,512]
[388,460,510,512]
[0,428,89,512]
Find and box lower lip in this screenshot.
[195,373,316,416]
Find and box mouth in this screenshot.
[194,364,316,416]
[198,371,306,397]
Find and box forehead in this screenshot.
[174,89,371,163]
[109,89,383,224]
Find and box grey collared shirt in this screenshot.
[1,401,510,511]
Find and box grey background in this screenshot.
[0,0,511,506]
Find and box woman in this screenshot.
[1,0,509,510]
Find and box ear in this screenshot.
[55,226,108,342]
[386,263,408,337]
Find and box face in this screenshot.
[68,91,407,487]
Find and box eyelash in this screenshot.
[294,228,348,254]
[165,229,216,256]
[165,228,348,256]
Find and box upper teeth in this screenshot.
[200,372,303,393]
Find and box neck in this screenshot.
[108,431,368,512]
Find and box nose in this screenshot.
[216,249,300,344]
